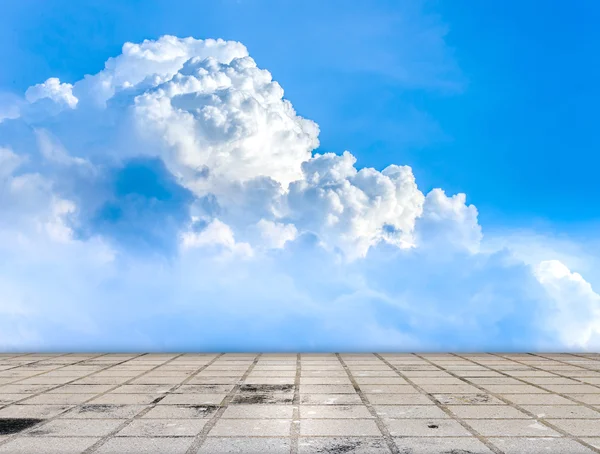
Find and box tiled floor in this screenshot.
[0,353,599,453]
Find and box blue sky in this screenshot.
[0,1,599,351]
[2,0,599,226]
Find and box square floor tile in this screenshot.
[300,419,381,436]
[385,418,472,437]
[158,393,226,405]
[523,405,600,419]
[222,404,294,419]
[117,419,206,436]
[545,418,600,436]
[300,394,363,405]
[209,419,292,437]
[366,394,432,405]
[27,418,123,437]
[373,405,448,419]
[0,437,100,453]
[197,437,290,453]
[392,437,493,453]
[489,437,596,454]
[298,437,391,453]
[300,405,373,419]
[464,419,560,437]
[447,405,529,419]
[94,437,194,453]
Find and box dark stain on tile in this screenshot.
[232,393,293,405]
[151,395,166,404]
[240,384,293,392]
[0,418,43,435]
[78,404,119,413]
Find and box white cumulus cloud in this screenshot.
[535,260,600,350]
[25,77,78,108]
[0,35,596,351]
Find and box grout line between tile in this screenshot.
[290,353,301,454]
[185,353,263,454]
[0,353,137,447]
[378,353,504,454]
[82,353,219,453]
[337,353,399,454]
[450,353,600,454]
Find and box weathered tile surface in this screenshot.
[0,353,598,453]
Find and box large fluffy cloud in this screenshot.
[0,35,598,351]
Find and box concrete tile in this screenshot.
[243,377,295,385]
[89,393,161,405]
[72,376,131,385]
[392,437,494,453]
[523,405,600,419]
[197,437,290,453]
[95,437,195,453]
[48,384,115,394]
[13,377,75,385]
[501,393,575,405]
[373,405,448,419]
[188,376,240,385]
[545,418,600,436]
[246,371,294,377]
[0,404,70,418]
[117,418,207,436]
[298,384,356,393]
[0,437,100,453]
[299,377,352,385]
[175,384,234,394]
[209,419,291,436]
[447,405,530,419]
[522,377,582,385]
[298,437,391,454]
[21,393,98,405]
[490,437,596,454]
[385,418,472,436]
[61,404,146,419]
[158,393,226,405]
[299,393,363,405]
[300,371,348,377]
[300,405,373,419]
[110,384,174,394]
[353,377,408,385]
[466,377,523,385]
[432,393,505,405]
[481,384,548,394]
[130,376,188,385]
[222,404,294,419]
[142,404,218,419]
[407,377,463,385]
[27,418,123,436]
[300,419,381,436]
[231,392,293,405]
[567,393,600,404]
[359,385,419,393]
[0,384,54,394]
[365,393,432,405]
[353,371,398,377]
[419,384,483,394]
[0,394,30,405]
[238,384,293,393]
[464,419,560,437]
